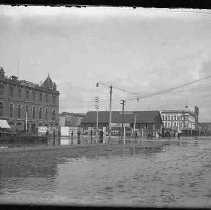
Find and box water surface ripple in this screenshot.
[0,139,211,208]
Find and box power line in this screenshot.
[126,75,211,102]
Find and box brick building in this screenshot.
[0,67,59,134]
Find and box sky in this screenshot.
[0,6,211,122]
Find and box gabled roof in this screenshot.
[42,74,54,90]
[81,111,161,124]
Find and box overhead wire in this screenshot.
[126,74,211,102]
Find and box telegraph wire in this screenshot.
[126,74,211,102]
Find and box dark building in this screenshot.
[81,110,163,137]
[198,122,211,136]
[0,67,59,134]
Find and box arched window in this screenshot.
[0,102,3,117]
[0,85,4,96]
[18,88,21,98]
[45,108,48,120]
[10,86,14,97]
[32,107,36,119]
[17,105,21,118]
[52,95,56,105]
[39,108,42,119]
[45,94,48,103]
[52,110,56,120]
[9,104,13,117]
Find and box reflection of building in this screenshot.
[160,106,199,135]
[198,123,211,136]
[81,111,163,136]
[59,112,85,127]
[0,67,59,134]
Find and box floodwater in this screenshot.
[0,138,211,208]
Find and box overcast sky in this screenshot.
[0,6,211,122]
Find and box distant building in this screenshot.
[81,111,163,137]
[0,67,59,134]
[160,106,199,135]
[198,123,211,136]
[59,112,85,127]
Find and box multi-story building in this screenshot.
[0,67,59,134]
[59,112,85,127]
[160,106,199,135]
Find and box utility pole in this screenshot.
[121,99,125,139]
[95,97,99,142]
[133,97,139,136]
[109,85,113,142]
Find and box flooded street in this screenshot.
[0,139,211,208]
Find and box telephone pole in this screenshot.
[120,99,126,139]
[95,97,99,142]
[109,85,113,142]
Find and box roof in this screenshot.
[59,112,86,117]
[0,120,11,129]
[199,122,211,127]
[160,109,196,116]
[81,111,161,124]
[41,74,56,90]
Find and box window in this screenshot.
[26,90,29,100]
[18,88,21,98]
[52,110,56,120]
[39,92,42,102]
[32,107,36,119]
[0,102,3,117]
[9,104,13,117]
[26,105,29,116]
[39,108,42,119]
[10,86,13,97]
[17,105,21,118]
[45,94,48,103]
[45,108,48,120]
[53,95,56,105]
[0,85,4,95]
[32,91,36,100]
[77,117,81,126]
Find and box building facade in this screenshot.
[0,67,59,134]
[81,111,163,137]
[59,112,85,127]
[198,123,211,136]
[160,106,199,135]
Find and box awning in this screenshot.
[0,120,11,129]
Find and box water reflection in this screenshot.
[0,139,211,207]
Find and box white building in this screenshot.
[160,106,199,134]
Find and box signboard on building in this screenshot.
[110,123,130,128]
[38,126,48,136]
[61,127,69,136]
